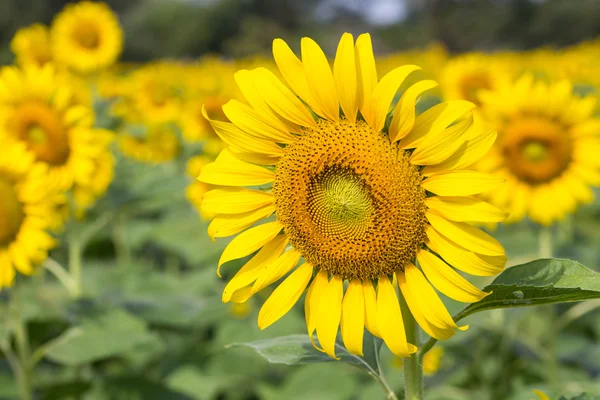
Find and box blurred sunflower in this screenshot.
[0,65,115,211]
[51,1,123,74]
[186,155,214,220]
[479,75,600,225]
[198,33,507,358]
[10,24,53,68]
[180,98,227,154]
[441,53,512,105]
[118,125,180,164]
[0,137,63,289]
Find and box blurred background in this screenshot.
[0,1,599,400]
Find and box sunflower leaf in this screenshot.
[455,258,600,321]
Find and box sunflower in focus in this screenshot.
[118,125,180,164]
[478,75,600,225]
[0,65,115,211]
[11,24,53,68]
[51,1,123,74]
[0,137,63,289]
[441,53,512,106]
[198,33,507,358]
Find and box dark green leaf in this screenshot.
[455,259,600,321]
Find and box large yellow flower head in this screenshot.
[478,75,600,226]
[0,137,63,289]
[51,1,123,74]
[10,24,53,68]
[440,53,512,106]
[0,65,115,211]
[198,33,507,359]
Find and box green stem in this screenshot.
[12,290,33,400]
[69,234,83,298]
[538,227,553,258]
[43,258,77,296]
[399,292,423,400]
[112,212,131,268]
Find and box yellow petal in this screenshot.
[425,196,507,223]
[341,279,365,356]
[315,275,343,359]
[389,80,438,142]
[305,270,328,352]
[198,150,275,187]
[333,33,358,122]
[410,113,473,165]
[302,37,339,121]
[208,205,276,240]
[362,65,421,133]
[425,226,505,276]
[362,280,380,337]
[422,128,497,176]
[234,69,301,134]
[426,211,504,256]
[201,188,274,215]
[421,171,504,196]
[377,276,417,357]
[217,221,283,272]
[272,38,326,118]
[222,234,288,299]
[221,100,295,144]
[354,33,377,109]
[417,249,490,303]
[251,248,302,294]
[399,263,466,340]
[253,68,317,128]
[258,262,313,329]
[400,100,475,149]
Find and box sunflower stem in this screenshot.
[68,234,83,298]
[399,292,424,400]
[538,227,553,258]
[11,287,33,400]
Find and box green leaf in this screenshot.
[560,394,600,400]
[228,333,383,377]
[455,259,600,321]
[44,309,158,366]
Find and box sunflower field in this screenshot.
[0,1,599,399]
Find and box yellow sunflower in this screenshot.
[0,137,63,289]
[0,64,115,211]
[118,125,180,164]
[51,1,123,74]
[198,33,507,358]
[440,53,513,106]
[10,24,53,68]
[478,75,600,226]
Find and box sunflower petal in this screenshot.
[422,171,504,196]
[425,196,507,222]
[341,279,365,356]
[251,248,302,294]
[201,188,274,215]
[305,270,328,352]
[258,262,313,329]
[208,205,276,240]
[354,33,377,109]
[427,211,504,256]
[221,100,295,144]
[334,33,358,122]
[315,275,343,359]
[362,280,380,337]
[389,80,438,142]
[377,276,417,357]
[410,113,473,165]
[198,151,275,187]
[417,249,490,303]
[302,37,339,121]
[217,221,283,272]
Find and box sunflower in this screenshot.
[440,53,512,106]
[118,125,180,164]
[51,1,123,74]
[478,75,600,226]
[10,24,53,68]
[0,137,63,289]
[0,64,115,211]
[198,33,507,358]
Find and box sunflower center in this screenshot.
[14,101,70,166]
[459,72,491,104]
[73,23,100,49]
[0,178,24,246]
[274,119,427,281]
[501,117,571,184]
